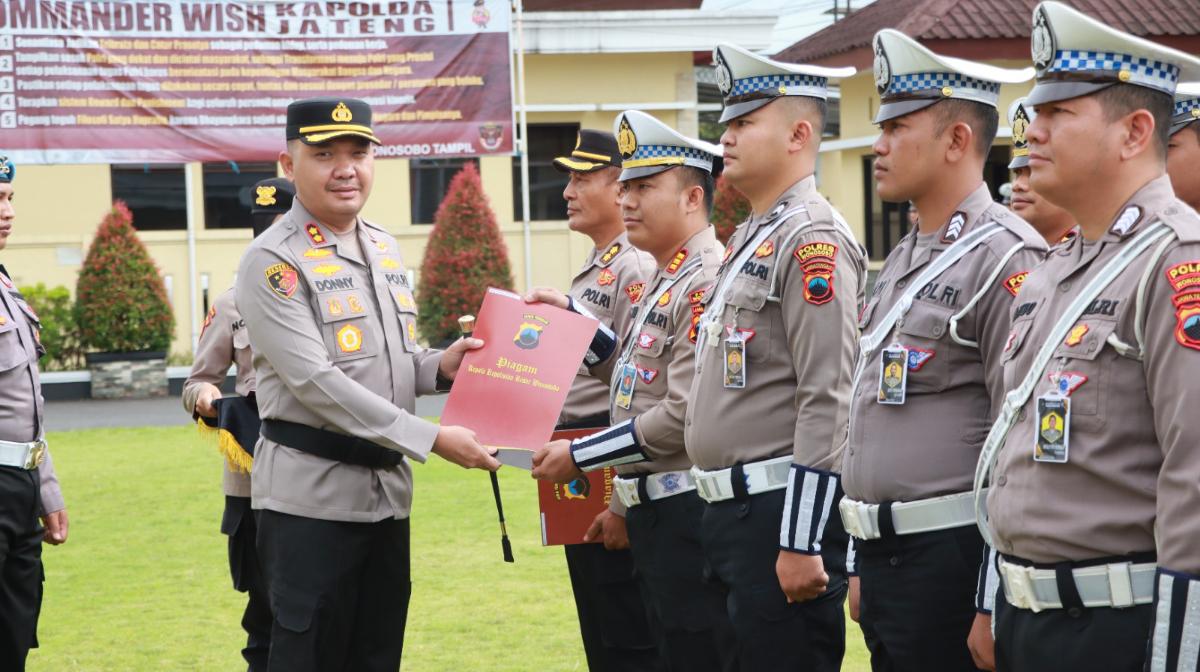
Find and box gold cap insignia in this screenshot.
[617,117,637,159]
[1118,69,1131,82]
[255,185,277,207]
[332,101,353,123]
[941,86,954,98]
[1192,108,1200,119]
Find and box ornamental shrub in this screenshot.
[17,283,83,371]
[711,175,752,246]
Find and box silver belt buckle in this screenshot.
[24,440,46,470]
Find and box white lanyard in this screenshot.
[971,221,1175,543]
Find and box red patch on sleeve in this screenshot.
[1003,271,1029,297]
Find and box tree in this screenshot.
[417,162,514,344]
[711,175,752,246]
[75,201,175,353]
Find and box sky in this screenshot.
[700,0,877,53]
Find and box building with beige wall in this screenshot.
[3,1,773,358]
[777,0,1200,268]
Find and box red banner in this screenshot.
[0,0,514,163]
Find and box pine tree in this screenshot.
[711,175,752,246]
[75,201,175,353]
[417,162,514,344]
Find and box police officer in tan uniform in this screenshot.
[531,111,736,671]
[183,177,293,672]
[840,31,1046,672]
[235,98,498,672]
[1007,98,1077,245]
[682,44,866,670]
[0,154,68,671]
[1167,83,1200,210]
[978,4,1200,671]
[549,129,661,672]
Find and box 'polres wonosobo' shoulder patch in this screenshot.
[794,241,838,305]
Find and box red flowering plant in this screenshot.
[711,175,752,246]
[75,201,174,353]
[416,162,514,345]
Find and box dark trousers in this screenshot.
[222,496,271,672]
[700,488,848,672]
[565,542,663,672]
[0,467,42,672]
[994,583,1153,672]
[856,526,985,672]
[626,491,739,672]
[257,510,411,672]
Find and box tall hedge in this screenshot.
[711,175,752,246]
[416,162,513,344]
[75,201,175,353]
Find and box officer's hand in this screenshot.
[194,383,222,418]
[967,612,996,671]
[523,287,570,310]
[776,550,828,602]
[583,509,630,550]
[438,337,485,381]
[530,439,582,483]
[848,575,862,622]
[42,509,68,545]
[432,425,500,471]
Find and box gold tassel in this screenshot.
[195,417,254,474]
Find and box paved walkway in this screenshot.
[45,394,449,432]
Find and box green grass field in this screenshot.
[27,425,870,671]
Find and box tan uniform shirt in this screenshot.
[0,266,63,514]
[182,288,256,497]
[685,176,867,472]
[844,183,1047,504]
[235,200,443,523]
[989,175,1200,576]
[571,227,721,476]
[559,233,655,426]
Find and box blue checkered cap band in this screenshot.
[630,144,714,170]
[1047,50,1180,94]
[1177,98,1200,117]
[730,73,828,99]
[887,72,1001,102]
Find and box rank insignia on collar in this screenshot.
[1047,371,1088,396]
[690,288,707,305]
[941,212,966,243]
[305,223,326,246]
[265,262,299,300]
[637,332,657,349]
[768,201,788,220]
[666,249,688,274]
[312,264,343,277]
[597,268,616,286]
[625,282,645,304]
[906,347,935,371]
[755,240,774,258]
[1111,206,1141,236]
[1064,323,1089,347]
[304,248,333,259]
[375,240,389,253]
[636,366,658,384]
[723,245,733,263]
[657,290,672,307]
[1003,271,1029,297]
[600,243,622,265]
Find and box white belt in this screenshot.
[613,471,696,508]
[839,491,980,541]
[0,439,47,470]
[691,456,793,503]
[999,558,1157,612]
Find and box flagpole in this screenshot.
[515,0,533,291]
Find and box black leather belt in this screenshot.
[260,419,402,469]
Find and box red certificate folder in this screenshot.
[440,288,599,450]
[538,428,615,546]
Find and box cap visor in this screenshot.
[552,157,608,173]
[1169,119,1197,137]
[619,165,674,181]
[1025,80,1114,107]
[301,129,382,145]
[719,98,772,123]
[874,98,939,124]
[1008,156,1030,170]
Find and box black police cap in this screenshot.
[286,97,380,145]
[251,177,295,215]
[553,129,621,173]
